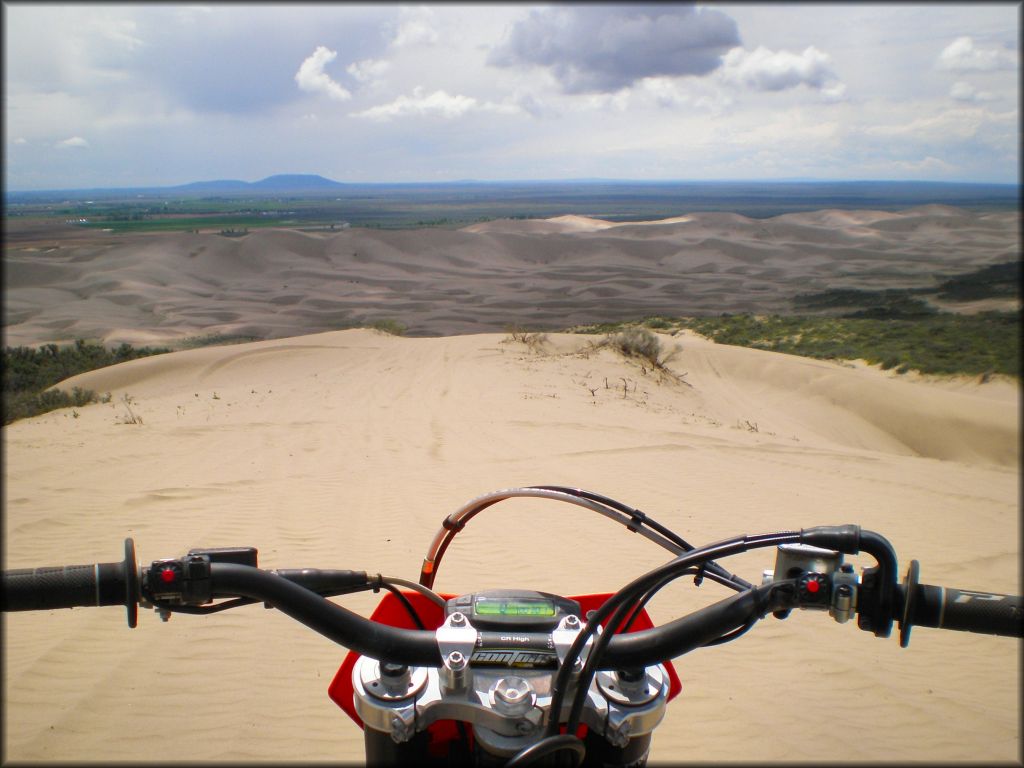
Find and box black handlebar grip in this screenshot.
[1,540,139,626]
[2,563,125,611]
[912,585,1024,638]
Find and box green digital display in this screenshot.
[475,598,556,617]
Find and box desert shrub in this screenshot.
[180,334,261,348]
[505,325,549,350]
[608,327,663,366]
[369,318,407,336]
[4,387,98,424]
[2,340,170,424]
[642,316,675,330]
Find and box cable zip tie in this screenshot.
[693,564,706,587]
[626,509,647,533]
[371,573,384,594]
[442,517,466,532]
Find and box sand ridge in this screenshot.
[3,329,1019,762]
[4,206,1019,346]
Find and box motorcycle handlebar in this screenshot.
[3,545,1021,669]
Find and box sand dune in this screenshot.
[4,206,1018,347]
[3,329,1019,762]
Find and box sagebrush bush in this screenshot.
[4,387,98,424]
[609,328,662,366]
[369,319,407,336]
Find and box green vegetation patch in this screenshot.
[178,333,263,348]
[2,339,171,424]
[677,312,1019,377]
[368,318,407,336]
[567,311,1019,378]
[794,261,1020,315]
[793,288,937,318]
[936,261,1020,301]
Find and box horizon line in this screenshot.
[7,176,1022,195]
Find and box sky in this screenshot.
[3,3,1020,190]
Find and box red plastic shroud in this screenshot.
[329,591,682,753]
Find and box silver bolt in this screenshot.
[450,612,467,627]
[516,720,534,735]
[495,678,529,704]
[447,650,466,670]
[564,614,580,629]
[493,676,533,715]
[608,719,632,748]
[390,716,413,744]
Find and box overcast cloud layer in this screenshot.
[3,3,1019,189]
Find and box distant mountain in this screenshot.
[169,174,346,195]
[167,179,251,195]
[252,174,345,190]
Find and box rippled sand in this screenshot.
[3,329,1018,762]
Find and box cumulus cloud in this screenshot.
[721,46,843,96]
[937,37,1017,72]
[950,81,997,103]
[347,58,390,83]
[354,87,477,120]
[353,86,518,120]
[56,136,89,149]
[635,76,732,113]
[391,6,439,48]
[295,46,352,101]
[488,4,740,93]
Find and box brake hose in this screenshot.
[548,530,801,738]
[419,487,750,590]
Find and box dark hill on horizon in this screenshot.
[168,174,348,195]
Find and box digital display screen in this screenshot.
[475,598,556,617]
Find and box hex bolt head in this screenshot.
[493,676,533,716]
[609,720,632,748]
[381,662,408,678]
[447,650,467,670]
[389,716,413,744]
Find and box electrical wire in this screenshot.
[375,580,427,630]
[701,614,758,647]
[530,486,753,591]
[152,573,444,630]
[547,531,800,738]
[505,733,585,767]
[155,597,259,615]
[379,575,446,609]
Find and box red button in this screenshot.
[806,578,820,594]
[160,568,177,583]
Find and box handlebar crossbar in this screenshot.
[209,564,442,665]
